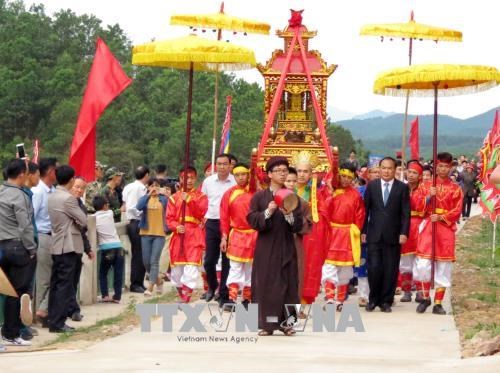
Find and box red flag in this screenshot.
[408,116,420,160]
[32,139,40,164]
[69,38,132,181]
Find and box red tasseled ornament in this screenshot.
[288,9,304,27]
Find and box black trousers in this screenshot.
[0,240,34,339]
[462,195,472,218]
[126,219,145,288]
[48,252,79,329]
[203,219,229,299]
[67,253,83,316]
[367,242,401,306]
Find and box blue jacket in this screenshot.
[136,194,169,234]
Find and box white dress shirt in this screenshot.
[380,178,395,198]
[201,173,236,219]
[122,180,147,221]
[31,180,55,234]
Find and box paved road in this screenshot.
[2,203,498,371]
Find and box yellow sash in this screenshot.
[330,222,361,266]
[411,211,424,217]
[435,208,448,214]
[181,216,201,225]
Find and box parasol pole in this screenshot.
[400,11,415,175]
[180,62,195,251]
[211,2,225,174]
[431,82,438,289]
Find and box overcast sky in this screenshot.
[35,0,499,119]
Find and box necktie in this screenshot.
[383,182,390,206]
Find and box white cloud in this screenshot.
[34,0,500,118]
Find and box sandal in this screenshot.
[258,329,273,336]
[281,327,296,336]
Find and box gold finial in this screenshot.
[291,150,319,168]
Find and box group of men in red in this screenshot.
[164,150,462,317]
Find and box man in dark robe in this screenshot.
[247,156,303,336]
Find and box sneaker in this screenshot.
[20,294,33,326]
[27,326,38,336]
[2,336,31,346]
[432,304,446,315]
[400,292,412,302]
[0,344,5,352]
[416,298,432,314]
[358,297,368,307]
[20,327,33,341]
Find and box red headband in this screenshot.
[408,162,423,175]
[180,170,196,177]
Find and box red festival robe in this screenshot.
[416,178,463,261]
[324,187,365,266]
[166,189,208,266]
[300,185,330,301]
[220,185,257,262]
[401,183,427,256]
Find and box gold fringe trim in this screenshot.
[170,13,270,35]
[374,64,500,97]
[311,176,319,223]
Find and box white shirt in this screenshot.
[380,178,395,198]
[94,210,121,249]
[201,173,236,219]
[122,180,147,221]
[31,180,55,234]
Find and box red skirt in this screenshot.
[416,219,456,261]
[169,223,205,266]
[227,229,257,262]
[401,217,422,255]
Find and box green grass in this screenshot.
[470,292,498,304]
[43,289,177,346]
[464,322,500,340]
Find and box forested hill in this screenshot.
[338,107,499,158]
[0,0,365,174]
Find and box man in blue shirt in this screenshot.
[31,157,57,326]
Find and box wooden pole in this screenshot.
[180,62,194,251]
[211,67,219,173]
[400,36,413,178]
[431,82,438,288]
[211,2,224,173]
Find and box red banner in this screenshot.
[69,38,132,181]
[408,116,419,160]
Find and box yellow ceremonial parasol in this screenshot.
[374,63,500,286]
[170,2,270,35]
[132,34,255,248]
[171,2,270,172]
[361,11,462,167]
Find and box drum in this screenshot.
[274,188,299,213]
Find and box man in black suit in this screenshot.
[361,157,410,312]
